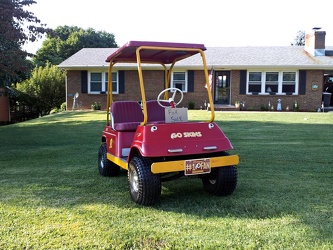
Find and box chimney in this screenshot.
[304,28,326,56]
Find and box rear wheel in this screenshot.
[128,156,161,205]
[98,143,120,176]
[202,166,238,196]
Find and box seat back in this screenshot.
[146,100,169,123]
[111,101,143,131]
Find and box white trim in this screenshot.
[247,70,298,95]
[88,71,118,94]
[171,71,188,92]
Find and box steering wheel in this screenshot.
[157,87,184,108]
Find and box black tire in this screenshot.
[98,143,120,177]
[202,166,238,196]
[128,156,161,205]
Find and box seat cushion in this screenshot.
[146,100,169,123]
[111,101,143,131]
[113,122,141,131]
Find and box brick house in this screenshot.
[59,29,333,112]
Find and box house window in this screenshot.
[282,72,296,93]
[248,72,262,93]
[247,71,297,95]
[171,72,187,92]
[265,72,279,93]
[105,72,118,94]
[90,73,102,92]
[89,72,118,94]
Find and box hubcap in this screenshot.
[130,168,139,193]
[100,159,104,169]
[209,179,216,185]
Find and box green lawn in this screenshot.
[0,110,332,249]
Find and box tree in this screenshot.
[291,30,305,46]
[16,62,66,116]
[33,26,118,66]
[0,0,50,87]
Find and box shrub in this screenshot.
[91,102,101,110]
[260,105,269,111]
[50,107,60,114]
[60,102,66,111]
[188,101,195,109]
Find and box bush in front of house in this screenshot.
[91,102,101,110]
[188,101,195,109]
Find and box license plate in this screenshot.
[184,158,211,176]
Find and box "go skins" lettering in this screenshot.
[171,131,202,139]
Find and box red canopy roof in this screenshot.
[105,41,206,64]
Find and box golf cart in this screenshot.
[98,41,239,205]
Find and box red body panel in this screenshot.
[103,121,233,161]
[132,122,232,158]
[102,126,136,158]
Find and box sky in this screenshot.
[23,0,333,54]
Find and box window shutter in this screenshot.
[239,70,247,94]
[299,70,306,95]
[187,70,194,92]
[118,70,125,94]
[81,71,88,93]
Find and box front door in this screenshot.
[214,71,230,104]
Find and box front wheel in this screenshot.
[202,166,238,196]
[128,156,161,205]
[98,143,120,177]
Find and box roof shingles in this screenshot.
[58,46,333,69]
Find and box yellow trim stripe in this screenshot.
[107,153,128,170]
[151,155,239,174]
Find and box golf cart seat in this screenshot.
[146,100,170,123]
[110,101,143,131]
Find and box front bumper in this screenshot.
[151,155,239,174]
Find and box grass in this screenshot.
[0,110,332,249]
